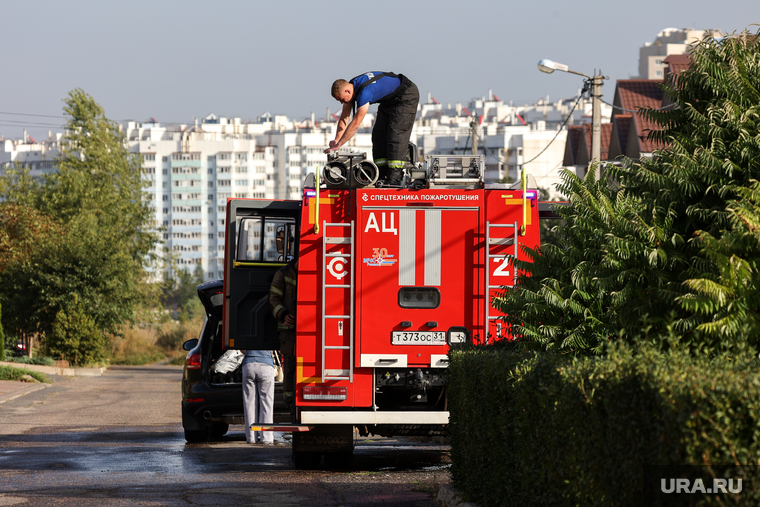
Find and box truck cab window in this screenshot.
[235,217,296,262]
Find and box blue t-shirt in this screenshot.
[242,349,274,367]
[350,72,401,108]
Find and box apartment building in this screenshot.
[416,91,610,194]
[121,114,373,278]
[2,91,603,277]
[638,27,721,79]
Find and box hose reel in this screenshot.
[322,152,379,188]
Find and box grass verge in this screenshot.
[0,365,50,383]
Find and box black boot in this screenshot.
[382,168,404,186]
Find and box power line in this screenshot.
[521,86,587,166]
[599,98,675,113]
[0,111,69,119]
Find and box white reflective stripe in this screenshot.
[425,210,441,286]
[399,209,415,285]
[301,411,449,425]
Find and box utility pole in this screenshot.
[537,59,607,179]
[591,73,603,179]
[470,116,478,155]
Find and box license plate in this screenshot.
[391,331,446,345]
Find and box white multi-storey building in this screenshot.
[2,91,606,277]
[637,27,721,79]
[120,113,373,278]
[416,90,610,193]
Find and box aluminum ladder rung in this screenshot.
[321,219,355,384]
[485,220,519,343]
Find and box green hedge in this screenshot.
[448,344,760,506]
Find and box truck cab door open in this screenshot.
[223,199,301,350]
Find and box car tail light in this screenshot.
[186,353,201,370]
[303,386,347,401]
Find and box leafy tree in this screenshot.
[495,29,760,354]
[47,295,105,365]
[0,89,160,364]
[495,168,643,353]
[163,263,206,323]
[680,182,760,343]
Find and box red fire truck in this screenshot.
[222,152,540,467]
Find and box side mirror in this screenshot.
[183,338,199,351]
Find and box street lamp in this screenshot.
[538,59,605,178]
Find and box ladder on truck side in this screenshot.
[485,221,518,343]
[320,220,355,383]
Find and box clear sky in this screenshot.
[1,0,757,140]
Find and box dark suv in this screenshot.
[181,279,288,443]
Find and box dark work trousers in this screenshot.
[372,77,419,182]
[280,330,296,393]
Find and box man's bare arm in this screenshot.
[325,103,369,152]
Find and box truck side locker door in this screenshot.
[223,199,301,350]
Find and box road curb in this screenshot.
[0,382,50,404]
[437,484,479,507]
[0,361,106,377]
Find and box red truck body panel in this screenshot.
[293,186,539,409]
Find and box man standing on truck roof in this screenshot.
[325,72,419,186]
[270,259,298,403]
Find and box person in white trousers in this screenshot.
[242,350,275,444]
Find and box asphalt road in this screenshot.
[0,365,451,506]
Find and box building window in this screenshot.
[171,153,200,161]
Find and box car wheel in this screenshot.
[211,423,229,437]
[292,450,321,469]
[184,427,209,443]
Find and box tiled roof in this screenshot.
[563,125,583,166]
[610,114,632,160]
[664,54,690,75]
[564,122,613,165]
[580,123,612,162]
[614,80,667,154]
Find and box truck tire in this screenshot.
[184,427,209,443]
[292,450,321,469]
